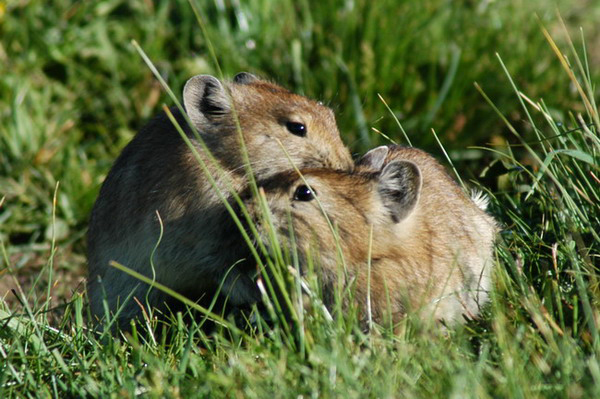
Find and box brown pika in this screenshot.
[87,73,353,328]
[250,145,497,326]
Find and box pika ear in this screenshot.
[356,146,389,171]
[233,72,259,84]
[378,160,422,223]
[183,75,231,130]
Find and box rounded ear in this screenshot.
[233,72,259,84]
[378,160,422,223]
[183,75,231,131]
[356,146,389,171]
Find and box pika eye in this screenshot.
[286,121,307,137]
[293,185,315,201]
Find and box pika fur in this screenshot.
[87,73,353,328]
[249,145,497,326]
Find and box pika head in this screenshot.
[249,145,497,326]
[183,72,353,177]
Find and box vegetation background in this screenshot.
[1,0,599,397]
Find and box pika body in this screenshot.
[87,73,353,328]
[249,145,497,326]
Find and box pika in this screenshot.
[87,73,353,328]
[250,145,497,326]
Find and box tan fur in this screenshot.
[87,73,353,327]
[249,145,498,326]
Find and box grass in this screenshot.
[1,0,600,397]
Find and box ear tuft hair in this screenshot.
[233,72,259,85]
[356,146,389,171]
[378,160,422,223]
[183,75,231,131]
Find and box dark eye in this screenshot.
[286,121,307,137]
[293,185,315,201]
